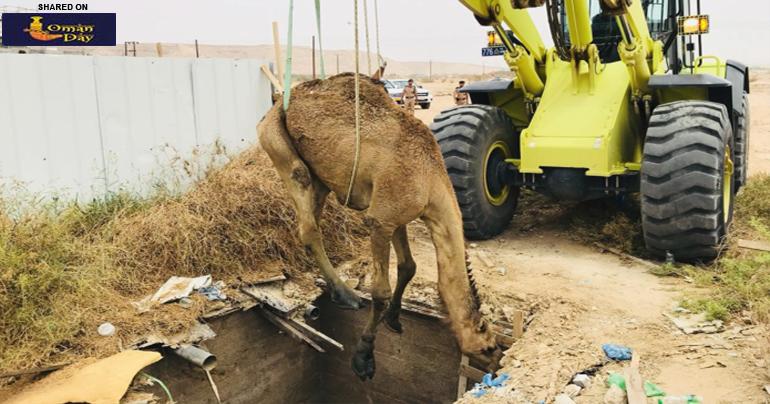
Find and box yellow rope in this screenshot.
[363,0,372,75]
[344,0,362,207]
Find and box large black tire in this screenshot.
[735,93,750,191]
[641,101,735,262]
[430,105,519,240]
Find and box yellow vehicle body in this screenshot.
[433,0,750,260]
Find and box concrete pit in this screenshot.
[141,297,463,404]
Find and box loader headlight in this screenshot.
[678,15,710,35]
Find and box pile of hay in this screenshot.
[0,146,368,374]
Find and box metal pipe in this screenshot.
[304,304,320,321]
[174,345,217,371]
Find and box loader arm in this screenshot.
[458,0,547,98]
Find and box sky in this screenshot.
[8,0,770,67]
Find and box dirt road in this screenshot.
[389,71,770,402]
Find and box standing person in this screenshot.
[401,79,417,116]
[454,80,470,106]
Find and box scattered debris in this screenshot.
[604,385,627,404]
[469,372,510,398]
[594,242,660,270]
[644,381,666,397]
[737,239,770,252]
[624,354,645,404]
[603,343,633,361]
[3,351,161,404]
[658,395,703,403]
[562,383,581,398]
[199,281,227,301]
[664,312,725,334]
[554,393,576,404]
[133,275,213,312]
[97,322,116,337]
[572,374,591,389]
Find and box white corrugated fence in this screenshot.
[0,53,273,199]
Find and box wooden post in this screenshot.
[155,42,163,57]
[336,54,340,74]
[312,35,316,80]
[429,60,432,81]
[272,21,284,81]
[195,39,200,58]
[457,355,470,399]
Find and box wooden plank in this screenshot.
[289,318,344,351]
[511,310,525,339]
[459,362,486,382]
[738,239,770,252]
[456,355,470,399]
[259,308,325,353]
[260,65,283,93]
[495,332,514,348]
[271,21,284,81]
[625,353,646,404]
[248,274,287,286]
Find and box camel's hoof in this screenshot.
[331,285,363,310]
[383,307,403,334]
[351,336,376,380]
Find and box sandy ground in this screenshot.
[386,70,770,402]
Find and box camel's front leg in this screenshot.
[351,220,393,380]
[383,225,416,334]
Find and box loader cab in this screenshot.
[555,0,679,65]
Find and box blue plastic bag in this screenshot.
[602,343,633,361]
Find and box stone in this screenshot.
[604,385,627,404]
[554,393,576,404]
[563,384,582,398]
[572,373,591,388]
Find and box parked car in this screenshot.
[382,79,433,109]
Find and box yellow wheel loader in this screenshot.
[430,0,750,261]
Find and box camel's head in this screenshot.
[458,317,504,372]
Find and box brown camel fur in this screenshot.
[258,73,502,380]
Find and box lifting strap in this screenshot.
[344,0,362,207]
[282,0,295,111]
[314,0,326,79]
[363,0,372,74]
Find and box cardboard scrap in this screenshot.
[5,350,161,404]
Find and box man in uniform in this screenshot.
[400,79,417,116]
[453,80,469,106]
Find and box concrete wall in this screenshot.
[0,53,273,199]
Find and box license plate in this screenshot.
[481,46,506,57]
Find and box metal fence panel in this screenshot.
[0,53,272,200]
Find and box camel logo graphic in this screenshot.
[1,13,116,46]
[24,16,64,41]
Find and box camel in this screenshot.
[258,73,502,380]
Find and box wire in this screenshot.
[345,0,362,207]
[141,373,174,403]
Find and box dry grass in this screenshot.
[0,147,368,374]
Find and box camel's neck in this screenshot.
[422,189,492,354]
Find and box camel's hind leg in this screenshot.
[351,216,394,380]
[382,225,416,334]
[259,107,362,310]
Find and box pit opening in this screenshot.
[142,296,464,404]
